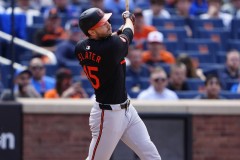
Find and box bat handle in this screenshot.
[125,0,129,11]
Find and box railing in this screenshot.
[0,56,27,70]
[0,31,57,65]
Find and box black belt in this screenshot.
[99,99,130,110]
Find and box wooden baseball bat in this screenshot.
[125,0,129,11]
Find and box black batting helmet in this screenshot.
[78,8,112,36]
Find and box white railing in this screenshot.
[0,31,57,65]
[0,56,27,70]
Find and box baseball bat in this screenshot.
[125,0,129,11]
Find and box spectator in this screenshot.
[1,69,41,100]
[34,8,68,52]
[167,63,189,91]
[126,48,151,97]
[44,68,88,98]
[142,0,171,25]
[90,0,108,12]
[55,19,85,67]
[221,50,240,80]
[222,0,240,18]
[30,0,53,12]
[132,8,157,50]
[175,0,191,17]
[175,0,193,37]
[165,0,177,9]
[177,53,203,79]
[200,0,233,28]
[44,0,81,18]
[103,0,135,14]
[230,71,240,93]
[142,31,176,66]
[29,57,55,96]
[195,74,224,99]
[137,67,178,100]
[6,0,40,26]
[189,0,208,16]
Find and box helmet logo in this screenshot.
[96,9,104,17]
[86,46,90,50]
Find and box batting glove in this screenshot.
[122,11,135,25]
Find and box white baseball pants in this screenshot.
[86,102,161,160]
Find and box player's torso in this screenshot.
[75,36,128,104]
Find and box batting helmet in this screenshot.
[78,8,112,36]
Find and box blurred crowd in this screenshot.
[0,0,240,100]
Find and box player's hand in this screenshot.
[122,11,135,25]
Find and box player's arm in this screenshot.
[119,11,135,44]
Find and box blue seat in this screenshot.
[0,64,12,89]
[228,40,240,51]
[224,79,239,90]
[216,52,226,64]
[185,78,204,90]
[33,16,44,25]
[157,27,187,42]
[0,13,27,40]
[176,51,216,63]
[175,91,200,99]
[184,39,220,55]
[163,40,183,55]
[45,64,58,77]
[198,63,224,77]
[66,64,82,76]
[189,18,224,37]
[26,24,43,42]
[231,19,240,39]
[126,77,150,98]
[197,28,230,51]
[220,91,240,99]
[152,17,185,29]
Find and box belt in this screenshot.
[99,99,130,110]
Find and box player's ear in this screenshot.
[88,30,96,37]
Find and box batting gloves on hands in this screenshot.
[122,11,135,25]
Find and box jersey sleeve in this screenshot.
[119,28,134,45]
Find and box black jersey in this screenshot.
[75,28,133,104]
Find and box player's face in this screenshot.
[93,21,112,38]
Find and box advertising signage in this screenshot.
[0,102,22,160]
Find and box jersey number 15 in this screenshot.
[83,66,100,89]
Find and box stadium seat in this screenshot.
[175,91,200,99]
[199,63,224,76]
[45,64,58,77]
[228,40,240,51]
[231,18,240,39]
[197,28,230,51]
[26,24,43,42]
[220,91,240,99]
[163,40,183,55]
[184,39,220,55]
[0,13,27,40]
[225,79,239,90]
[66,64,82,76]
[216,52,226,64]
[185,78,204,91]
[189,18,224,37]
[157,27,188,42]
[152,17,185,29]
[0,64,12,89]
[126,77,150,98]
[176,51,216,63]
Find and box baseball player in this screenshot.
[75,8,161,160]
